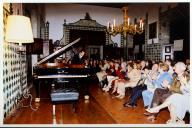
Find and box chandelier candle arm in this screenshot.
[128,18,130,26]
[139,19,142,28]
[111,24,114,31]
[114,19,116,27]
[107,22,110,29]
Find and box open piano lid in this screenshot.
[35,38,80,66]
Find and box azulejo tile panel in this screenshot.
[3,42,27,118]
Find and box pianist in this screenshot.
[71,50,85,64]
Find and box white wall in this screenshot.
[30,9,39,74]
[45,3,177,46]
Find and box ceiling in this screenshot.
[24,3,131,9]
[25,3,183,9]
[83,3,131,8]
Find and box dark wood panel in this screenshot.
[25,38,43,54]
[70,30,106,47]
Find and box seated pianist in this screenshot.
[50,51,87,115]
[71,50,85,64]
[71,50,90,100]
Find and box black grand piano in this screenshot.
[33,38,91,102]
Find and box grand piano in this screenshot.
[33,38,91,102]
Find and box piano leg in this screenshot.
[34,78,40,102]
[53,105,56,116]
[83,78,90,100]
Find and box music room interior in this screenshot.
[2,2,190,126]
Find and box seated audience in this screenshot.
[96,60,109,87]
[93,57,189,124]
[113,62,141,99]
[185,59,190,74]
[111,62,133,94]
[103,61,127,92]
[124,63,159,107]
[146,70,190,124]
[145,62,187,122]
[142,63,172,109]
[165,59,174,76]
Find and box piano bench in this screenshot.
[50,88,79,117]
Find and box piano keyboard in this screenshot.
[38,74,88,79]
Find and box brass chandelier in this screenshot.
[107,6,144,60]
[107,6,144,37]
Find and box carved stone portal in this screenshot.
[59,12,109,46]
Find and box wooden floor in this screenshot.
[3,79,189,124]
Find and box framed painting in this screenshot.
[165,46,171,53]
[149,22,157,39]
[165,55,171,60]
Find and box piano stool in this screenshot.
[50,88,79,117]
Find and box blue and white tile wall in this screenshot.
[3,43,27,118]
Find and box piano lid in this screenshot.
[35,38,80,66]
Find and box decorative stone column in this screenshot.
[120,34,124,47]
[105,31,109,45]
[44,21,49,40]
[144,12,148,60]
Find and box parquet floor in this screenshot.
[4,79,189,125]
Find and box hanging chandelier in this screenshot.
[107,6,144,37]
